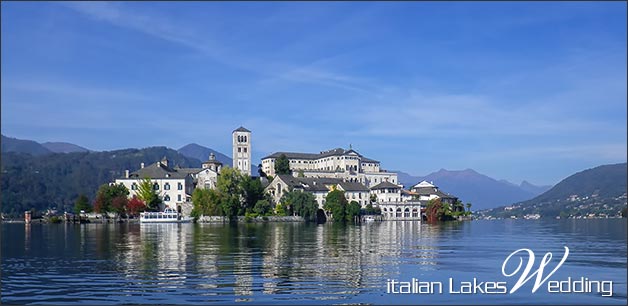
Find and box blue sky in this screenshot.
[2,2,626,185]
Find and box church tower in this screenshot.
[232,126,251,176]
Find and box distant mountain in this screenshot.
[1,147,202,215]
[1,134,52,156]
[395,170,422,188]
[178,143,232,165]
[394,169,550,210]
[481,163,627,218]
[519,180,552,195]
[42,142,90,153]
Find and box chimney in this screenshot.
[125,170,129,178]
[140,162,145,169]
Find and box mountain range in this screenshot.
[1,135,53,156]
[395,169,552,210]
[1,134,594,213]
[1,146,202,215]
[41,142,90,153]
[480,163,627,218]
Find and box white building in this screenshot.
[116,157,195,214]
[232,126,251,176]
[409,180,458,204]
[115,153,225,215]
[194,152,223,190]
[261,147,397,188]
[265,175,371,209]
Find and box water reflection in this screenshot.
[2,219,626,305]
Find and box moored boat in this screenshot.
[140,207,191,223]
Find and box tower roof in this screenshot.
[233,126,251,133]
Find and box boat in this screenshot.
[364,215,376,222]
[140,207,192,223]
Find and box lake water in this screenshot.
[2,219,626,305]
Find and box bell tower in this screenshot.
[232,126,251,176]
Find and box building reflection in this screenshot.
[110,220,446,301]
[112,223,189,290]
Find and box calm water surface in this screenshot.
[2,219,626,305]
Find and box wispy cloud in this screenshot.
[4,79,149,103]
[61,1,374,94]
[62,2,224,59]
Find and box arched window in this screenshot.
[164,183,170,190]
[178,182,183,190]
[131,183,137,190]
[244,136,247,142]
[153,182,159,190]
[164,195,170,202]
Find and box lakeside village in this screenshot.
[30,127,473,224]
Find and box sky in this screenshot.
[1,1,626,186]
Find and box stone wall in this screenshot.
[196,215,304,223]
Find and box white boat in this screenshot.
[140,207,192,223]
[364,215,376,222]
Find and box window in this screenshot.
[178,182,183,190]
[153,183,159,190]
[164,195,170,202]
[164,183,170,190]
[131,183,137,190]
[238,147,241,152]
[244,148,247,153]
[178,195,182,202]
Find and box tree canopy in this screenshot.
[136,177,162,211]
[73,194,92,214]
[324,189,348,222]
[274,154,291,175]
[93,183,129,215]
[281,190,319,221]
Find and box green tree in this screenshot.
[191,188,222,217]
[253,199,272,216]
[240,175,265,214]
[281,190,319,221]
[324,189,348,222]
[439,202,453,218]
[93,183,129,214]
[466,203,472,213]
[73,194,92,214]
[216,167,243,218]
[275,202,287,216]
[297,169,305,177]
[346,200,361,222]
[136,177,162,211]
[274,154,291,175]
